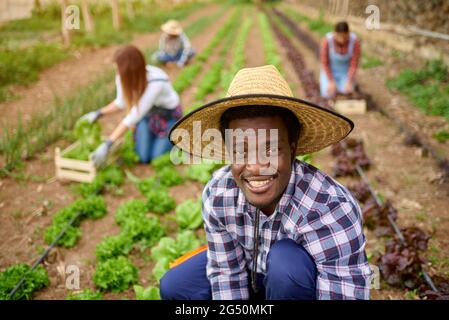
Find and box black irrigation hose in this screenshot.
[8,211,83,299]
[354,163,438,292]
[8,179,107,300]
[354,165,405,244]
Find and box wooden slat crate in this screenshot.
[334,99,367,115]
[55,138,122,183]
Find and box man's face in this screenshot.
[228,116,296,215]
[335,32,349,45]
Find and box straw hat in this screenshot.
[161,19,183,36]
[169,65,354,161]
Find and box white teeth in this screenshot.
[247,177,273,188]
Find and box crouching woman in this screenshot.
[79,45,182,166]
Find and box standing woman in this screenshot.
[319,21,361,98]
[80,45,182,167]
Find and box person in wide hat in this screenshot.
[320,21,361,98]
[152,19,195,68]
[161,65,372,300]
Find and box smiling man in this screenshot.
[161,65,372,300]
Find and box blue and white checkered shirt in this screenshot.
[202,159,372,300]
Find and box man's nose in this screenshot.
[245,157,270,173]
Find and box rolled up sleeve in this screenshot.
[301,200,372,300]
[202,185,249,300]
[178,33,192,65]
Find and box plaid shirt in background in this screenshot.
[159,32,192,66]
[202,160,372,300]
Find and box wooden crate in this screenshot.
[334,99,367,115]
[55,138,122,183]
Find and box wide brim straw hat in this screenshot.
[161,19,183,36]
[169,65,354,161]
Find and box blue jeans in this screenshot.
[153,49,195,64]
[160,239,318,300]
[134,116,176,164]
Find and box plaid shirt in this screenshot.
[159,32,192,65]
[202,159,372,300]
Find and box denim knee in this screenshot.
[134,118,152,163]
[265,239,317,300]
[136,150,151,164]
[160,268,178,300]
[160,250,211,300]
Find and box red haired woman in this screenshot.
[80,45,182,166]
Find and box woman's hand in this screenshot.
[80,110,102,124]
[93,122,129,168]
[92,139,113,168]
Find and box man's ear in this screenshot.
[290,142,297,163]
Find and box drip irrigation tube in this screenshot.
[354,163,438,292]
[355,165,405,243]
[8,211,83,299]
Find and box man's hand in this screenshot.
[327,80,336,97]
[343,80,354,94]
[80,110,102,124]
[92,140,113,168]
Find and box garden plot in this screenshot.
[1,2,449,301]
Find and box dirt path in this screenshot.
[245,12,266,68]
[269,8,449,299]
[260,14,305,99]
[0,4,219,129]
[179,37,228,110]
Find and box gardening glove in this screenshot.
[80,110,102,124]
[92,139,113,168]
